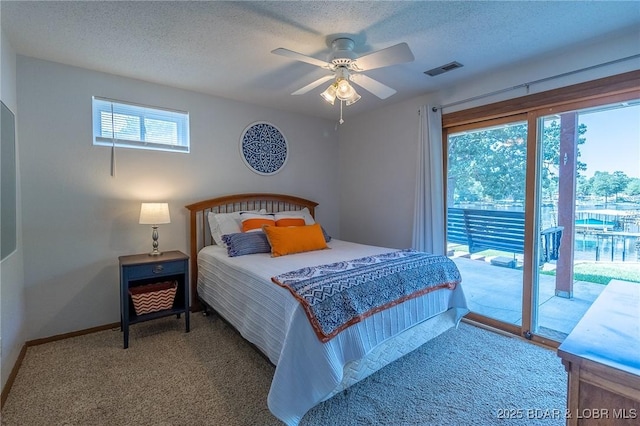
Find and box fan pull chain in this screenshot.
[339,100,344,125]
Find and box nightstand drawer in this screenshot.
[126,260,185,280]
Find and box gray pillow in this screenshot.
[222,232,271,257]
[321,226,332,242]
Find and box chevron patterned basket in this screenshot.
[129,280,177,315]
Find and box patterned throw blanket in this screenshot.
[271,249,461,343]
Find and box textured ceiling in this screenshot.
[2,1,639,120]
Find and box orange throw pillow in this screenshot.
[240,212,275,232]
[263,223,328,257]
[275,217,306,227]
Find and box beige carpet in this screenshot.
[1,314,566,425]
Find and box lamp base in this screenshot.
[148,226,163,256]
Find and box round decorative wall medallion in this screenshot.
[239,122,288,175]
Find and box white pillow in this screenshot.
[240,212,275,232]
[274,207,315,225]
[208,209,265,246]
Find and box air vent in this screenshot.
[424,61,464,77]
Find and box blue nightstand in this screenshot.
[118,250,190,348]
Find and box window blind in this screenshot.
[92,97,190,153]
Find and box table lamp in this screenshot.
[139,202,171,256]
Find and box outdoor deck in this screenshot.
[453,256,610,338]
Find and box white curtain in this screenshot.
[412,105,445,255]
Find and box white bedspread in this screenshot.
[197,239,468,425]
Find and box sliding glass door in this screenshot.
[446,116,528,329]
[445,89,640,344]
[532,100,640,340]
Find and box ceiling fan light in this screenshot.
[321,83,337,105]
[345,91,361,106]
[335,78,356,100]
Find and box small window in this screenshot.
[92,97,189,153]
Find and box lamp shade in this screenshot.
[139,203,171,225]
[335,79,355,100]
[320,83,337,105]
[345,91,361,106]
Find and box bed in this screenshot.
[185,193,468,425]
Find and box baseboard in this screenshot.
[0,321,120,408]
[26,322,119,347]
[1,343,27,409]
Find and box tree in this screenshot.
[576,175,592,199]
[447,119,587,204]
[588,171,633,206]
[448,123,527,203]
[611,171,630,202]
[624,178,640,199]
[590,171,616,207]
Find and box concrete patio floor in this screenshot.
[452,256,609,338]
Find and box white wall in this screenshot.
[16,57,339,340]
[1,29,27,391]
[338,29,640,248]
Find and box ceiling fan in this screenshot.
[271,37,414,106]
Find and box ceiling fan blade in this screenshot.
[271,48,331,69]
[350,74,397,99]
[291,75,335,95]
[351,42,414,71]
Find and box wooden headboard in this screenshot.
[184,193,318,308]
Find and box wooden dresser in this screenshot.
[557,280,640,425]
